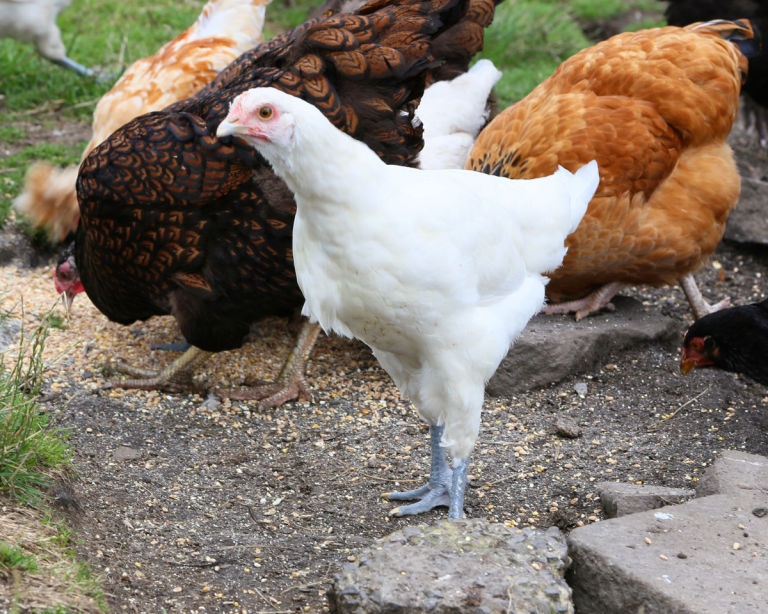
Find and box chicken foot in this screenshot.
[679,273,730,320]
[542,281,623,320]
[386,425,455,516]
[215,319,322,410]
[105,345,209,393]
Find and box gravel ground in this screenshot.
[2,214,767,613]
[3,54,768,608]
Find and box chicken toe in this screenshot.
[542,282,623,320]
[679,273,731,320]
[386,425,453,516]
[105,346,209,393]
[214,320,321,410]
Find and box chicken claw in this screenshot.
[104,345,209,394]
[679,274,731,320]
[385,425,453,516]
[542,282,623,320]
[214,320,321,410]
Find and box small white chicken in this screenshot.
[415,58,502,170]
[217,87,599,519]
[0,0,96,77]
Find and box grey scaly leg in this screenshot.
[448,456,470,519]
[387,425,452,516]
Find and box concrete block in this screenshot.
[696,450,768,498]
[597,482,695,518]
[567,493,768,613]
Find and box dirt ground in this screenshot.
[0,124,766,614]
[3,7,768,606]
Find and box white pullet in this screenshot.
[217,86,599,518]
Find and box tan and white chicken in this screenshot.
[14,0,271,242]
[217,86,598,518]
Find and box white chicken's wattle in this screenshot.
[217,86,599,519]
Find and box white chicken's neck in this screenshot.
[261,110,386,207]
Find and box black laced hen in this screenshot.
[68,0,499,406]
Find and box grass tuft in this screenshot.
[482,1,592,106]
[0,308,71,504]
[0,541,39,573]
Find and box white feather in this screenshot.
[415,59,503,170]
[218,87,599,463]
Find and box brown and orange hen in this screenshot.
[467,19,758,320]
[63,0,498,407]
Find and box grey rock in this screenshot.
[597,481,695,518]
[487,297,679,395]
[695,449,768,498]
[725,131,768,247]
[327,519,572,614]
[554,416,582,439]
[0,318,20,353]
[568,492,768,613]
[113,445,142,462]
[723,176,768,245]
[0,228,44,268]
[572,382,588,398]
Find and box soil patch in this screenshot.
[3,215,767,613]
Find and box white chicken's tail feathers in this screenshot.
[415,59,502,170]
[555,160,599,233]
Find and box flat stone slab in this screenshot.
[568,450,768,613]
[568,493,768,613]
[696,450,768,498]
[488,297,679,395]
[597,482,695,518]
[328,519,572,613]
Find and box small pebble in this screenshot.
[554,416,582,439]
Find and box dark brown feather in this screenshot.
[75,0,499,353]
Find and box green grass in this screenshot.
[482,1,593,106]
[0,310,105,611]
[0,541,39,572]
[0,312,71,504]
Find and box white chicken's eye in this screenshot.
[258,105,273,120]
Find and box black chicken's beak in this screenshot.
[680,357,696,375]
[60,290,75,315]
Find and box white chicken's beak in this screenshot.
[216,118,242,139]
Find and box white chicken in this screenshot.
[0,0,96,77]
[415,58,502,170]
[217,87,599,518]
